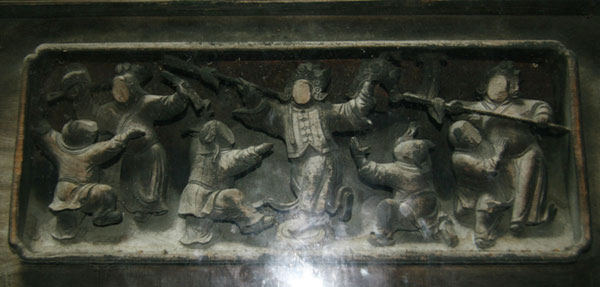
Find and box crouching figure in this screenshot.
[34,119,144,240]
[350,123,458,247]
[178,120,275,245]
[449,120,513,249]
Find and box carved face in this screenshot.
[393,140,434,170]
[462,123,482,147]
[292,79,312,105]
[65,83,84,100]
[486,74,509,103]
[451,121,482,149]
[112,76,131,103]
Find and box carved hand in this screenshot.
[350,137,370,156]
[175,79,195,97]
[446,100,465,115]
[125,129,146,140]
[198,66,219,90]
[494,137,509,158]
[350,137,370,167]
[489,156,501,173]
[235,78,262,108]
[255,143,274,155]
[465,113,484,125]
[534,114,550,125]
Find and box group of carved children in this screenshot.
[34,58,556,249]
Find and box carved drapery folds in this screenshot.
[10,42,587,263]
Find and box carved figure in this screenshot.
[350,123,458,247]
[233,62,387,243]
[46,64,97,121]
[451,61,556,234]
[96,63,208,221]
[33,119,144,239]
[178,120,275,245]
[449,120,512,248]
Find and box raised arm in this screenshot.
[331,81,376,132]
[33,120,61,162]
[141,90,188,121]
[530,100,553,124]
[87,129,145,164]
[233,91,286,139]
[452,153,500,179]
[223,143,274,176]
[349,137,395,187]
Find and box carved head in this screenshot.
[478,61,520,102]
[60,120,99,150]
[192,120,236,157]
[392,139,435,170]
[112,63,152,104]
[448,120,482,150]
[285,62,331,104]
[60,64,91,100]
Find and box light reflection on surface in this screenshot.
[270,261,324,287]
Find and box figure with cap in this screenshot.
[233,60,397,244]
[449,120,513,249]
[349,123,458,247]
[46,63,97,121]
[33,118,144,240]
[96,63,209,222]
[449,61,556,234]
[178,120,275,245]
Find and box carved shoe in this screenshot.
[367,232,395,247]
[239,215,275,235]
[93,211,123,227]
[180,231,213,245]
[474,237,496,249]
[509,222,525,234]
[437,219,459,247]
[52,227,78,240]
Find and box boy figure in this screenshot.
[178,120,275,245]
[34,119,144,240]
[449,61,556,234]
[350,123,458,247]
[449,120,512,249]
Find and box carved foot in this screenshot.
[474,237,496,249]
[509,222,525,234]
[239,215,275,235]
[51,230,78,240]
[133,212,148,223]
[437,219,459,247]
[93,211,123,227]
[52,211,84,240]
[367,232,395,247]
[276,213,330,245]
[179,232,213,245]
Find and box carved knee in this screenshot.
[216,189,245,209]
[89,184,117,207]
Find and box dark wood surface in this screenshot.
[0,15,598,286]
[0,0,595,18]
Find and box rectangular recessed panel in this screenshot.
[9,41,590,263]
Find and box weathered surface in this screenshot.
[0,14,599,286]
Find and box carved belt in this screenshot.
[57,177,87,186]
[188,180,219,191]
[395,189,436,202]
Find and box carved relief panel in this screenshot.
[9,41,589,263]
